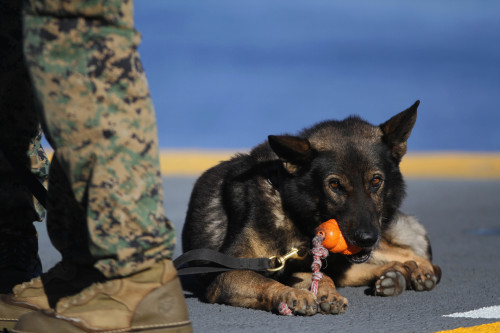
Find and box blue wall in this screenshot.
[135,0,500,151]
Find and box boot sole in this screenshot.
[129,322,192,333]
[10,322,192,333]
[1,319,16,330]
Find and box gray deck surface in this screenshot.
[36,178,500,333]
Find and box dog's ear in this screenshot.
[380,100,419,161]
[268,135,314,173]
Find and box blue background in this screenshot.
[135,0,500,151]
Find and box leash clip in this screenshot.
[267,247,306,272]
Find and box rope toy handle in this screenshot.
[278,219,360,316]
[309,233,329,295]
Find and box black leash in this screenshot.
[173,248,273,275]
[174,247,307,275]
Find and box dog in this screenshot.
[182,100,441,316]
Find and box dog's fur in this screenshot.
[182,101,441,315]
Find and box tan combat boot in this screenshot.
[13,259,192,333]
[0,278,49,330]
[0,262,105,330]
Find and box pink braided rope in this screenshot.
[278,301,293,316]
[278,234,329,316]
[310,234,329,296]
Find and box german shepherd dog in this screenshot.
[182,101,441,315]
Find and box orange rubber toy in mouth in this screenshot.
[316,219,362,255]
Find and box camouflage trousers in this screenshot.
[0,0,176,278]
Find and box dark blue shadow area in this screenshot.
[135,0,500,151]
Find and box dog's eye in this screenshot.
[329,179,340,190]
[370,176,383,189]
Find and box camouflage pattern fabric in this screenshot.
[20,0,176,277]
[0,0,49,232]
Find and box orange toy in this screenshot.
[316,219,362,255]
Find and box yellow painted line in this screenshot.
[400,153,500,179]
[435,322,500,333]
[45,149,500,178]
[159,150,500,179]
[159,149,241,176]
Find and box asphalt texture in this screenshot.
[36,177,500,333]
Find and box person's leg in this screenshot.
[0,0,48,294]
[23,2,175,279]
[0,2,101,329]
[12,1,190,332]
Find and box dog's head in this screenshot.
[268,101,419,263]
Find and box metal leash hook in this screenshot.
[267,247,307,272]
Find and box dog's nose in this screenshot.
[354,229,378,247]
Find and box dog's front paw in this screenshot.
[317,292,348,314]
[275,287,318,316]
[404,261,441,291]
[374,270,407,296]
[316,282,348,314]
